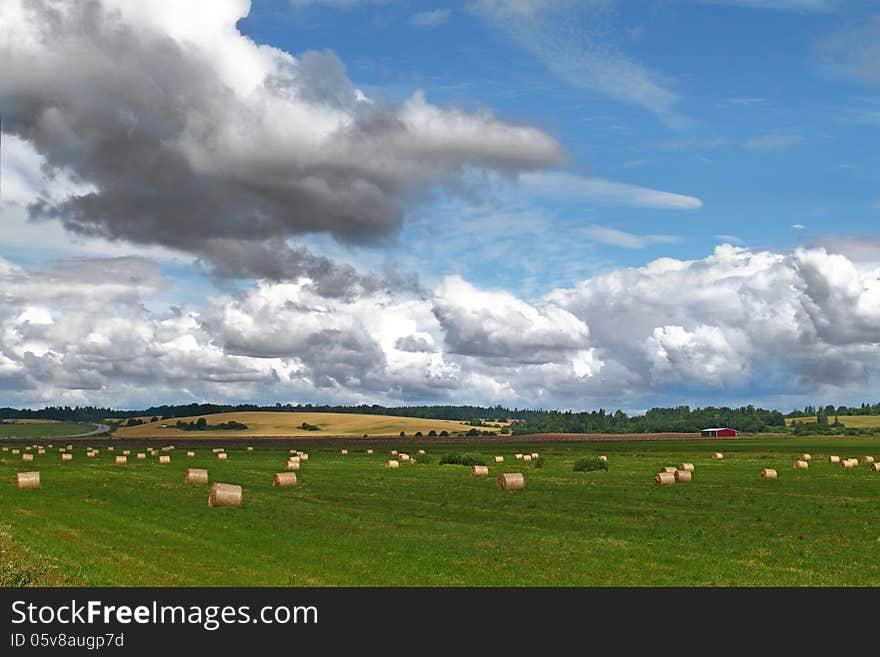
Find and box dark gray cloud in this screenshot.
[2,0,562,288]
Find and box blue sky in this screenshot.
[230,0,880,297]
[1,0,878,411]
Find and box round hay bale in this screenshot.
[66,445,73,450]
[247,446,253,452]
[211,448,224,454]
[289,449,298,454]
[530,453,540,459]
[340,449,349,455]
[17,472,40,489]
[828,455,840,463]
[494,456,504,463]
[11,449,20,455]
[598,455,608,462]
[25,447,31,452]
[390,450,398,456]
[793,460,808,470]
[158,455,171,464]
[712,452,724,460]
[186,451,195,458]
[61,453,72,462]
[289,456,301,464]
[841,458,858,469]
[47,444,53,449]
[400,454,410,462]
[661,466,678,473]
[185,468,209,485]
[522,454,533,462]
[654,472,675,485]
[417,449,426,455]
[679,463,695,472]
[285,460,300,471]
[760,468,778,479]
[674,470,692,482]
[498,472,525,490]
[515,453,523,460]
[299,453,309,461]
[37,449,45,455]
[115,455,127,464]
[1,447,7,452]
[107,447,114,452]
[861,456,875,464]
[21,453,34,462]
[136,453,146,460]
[366,449,374,455]
[217,452,228,461]
[870,463,880,473]
[799,454,812,461]
[122,450,130,456]
[273,472,298,487]
[386,459,400,468]
[208,483,242,508]
[471,465,489,477]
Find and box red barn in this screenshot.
[701,427,737,437]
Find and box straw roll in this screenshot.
[598,456,608,462]
[185,468,209,485]
[471,465,489,477]
[799,454,812,461]
[208,483,242,508]
[861,456,875,464]
[158,455,171,464]
[217,452,228,461]
[285,460,300,471]
[661,466,677,473]
[679,463,695,472]
[137,453,146,460]
[366,449,374,455]
[760,469,778,479]
[497,473,525,491]
[22,453,34,462]
[494,456,504,463]
[17,472,40,489]
[828,455,840,463]
[522,454,532,462]
[340,450,349,455]
[115,455,127,464]
[674,470,692,482]
[712,453,724,460]
[61,453,72,461]
[870,463,880,473]
[793,460,808,470]
[654,472,675,485]
[273,472,298,487]
[386,460,399,468]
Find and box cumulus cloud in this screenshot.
[1,0,563,283]
[3,243,880,408]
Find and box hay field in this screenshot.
[2,437,879,586]
[0,422,97,439]
[114,411,492,438]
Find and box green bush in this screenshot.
[439,451,486,466]
[428,430,437,437]
[533,456,546,469]
[415,453,433,464]
[573,456,608,472]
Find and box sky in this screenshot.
[0,0,878,413]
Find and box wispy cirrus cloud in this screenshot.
[743,133,804,151]
[580,225,681,249]
[682,0,839,12]
[521,171,703,210]
[470,1,685,126]
[411,9,452,27]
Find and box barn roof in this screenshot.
[703,427,734,431]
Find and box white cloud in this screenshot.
[714,234,743,244]
[521,172,703,209]
[743,134,804,151]
[411,9,451,27]
[792,224,806,230]
[4,244,880,408]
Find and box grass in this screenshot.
[114,411,494,438]
[0,422,97,439]
[1,437,879,586]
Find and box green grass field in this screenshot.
[2,437,879,586]
[0,422,97,439]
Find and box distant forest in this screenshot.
[2,400,878,434]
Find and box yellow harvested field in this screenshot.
[786,416,880,429]
[114,411,494,438]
